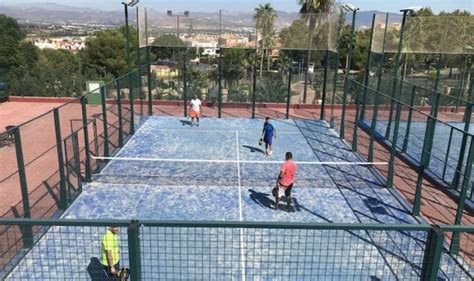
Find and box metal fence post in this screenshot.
[352,84,362,152]
[368,88,379,162]
[433,54,442,92]
[420,226,444,281]
[127,220,142,281]
[450,136,474,254]
[53,108,68,210]
[286,64,292,119]
[13,127,34,248]
[452,103,472,190]
[183,48,188,117]
[413,117,436,215]
[100,87,110,158]
[340,76,348,139]
[218,49,223,118]
[129,72,135,135]
[147,46,153,116]
[116,80,124,147]
[386,99,403,188]
[320,49,329,120]
[81,96,92,182]
[252,61,257,119]
[402,85,416,153]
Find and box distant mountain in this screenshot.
[0,2,401,29]
[0,2,124,24]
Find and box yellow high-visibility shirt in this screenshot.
[100,229,119,266]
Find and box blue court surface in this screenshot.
[369,119,474,200]
[6,116,471,280]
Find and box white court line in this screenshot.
[236,131,246,281]
[91,156,388,166]
[99,120,149,174]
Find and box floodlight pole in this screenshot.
[123,2,135,134]
[167,11,190,117]
[360,14,376,121]
[384,9,410,140]
[330,6,347,128]
[339,7,358,140]
[386,9,412,189]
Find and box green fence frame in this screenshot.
[0,218,472,280]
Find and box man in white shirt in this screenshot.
[189,95,202,126]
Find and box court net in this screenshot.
[91,156,388,187]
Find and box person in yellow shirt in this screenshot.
[100,226,120,277]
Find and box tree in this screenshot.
[298,0,335,103]
[80,25,137,79]
[254,3,277,77]
[0,15,26,74]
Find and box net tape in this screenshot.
[91,156,387,187]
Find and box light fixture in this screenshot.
[122,0,139,7]
[341,3,358,12]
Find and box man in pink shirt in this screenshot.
[272,152,297,212]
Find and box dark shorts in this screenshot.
[264,135,273,145]
[103,263,120,278]
[273,183,293,197]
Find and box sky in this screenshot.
[2,0,473,13]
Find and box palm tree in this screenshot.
[298,0,335,103]
[254,3,277,78]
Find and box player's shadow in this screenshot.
[248,189,274,209]
[180,120,193,126]
[242,145,265,154]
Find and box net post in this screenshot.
[53,108,68,210]
[351,84,362,152]
[451,137,474,254]
[116,80,124,147]
[413,116,436,216]
[81,96,92,182]
[320,49,329,120]
[13,127,34,248]
[402,85,416,153]
[147,46,153,116]
[286,62,292,119]
[420,225,444,281]
[368,87,379,162]
[361,14,376,121]
[252,56,257,119]
[127,220,142,281]
[183,48,188,117]
[100,86,110,158]
[386,97,403,188]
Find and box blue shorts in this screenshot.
[264,135,273,145]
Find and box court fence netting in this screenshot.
[0,219,473,280]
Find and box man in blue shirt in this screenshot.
[261,117,277,156]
